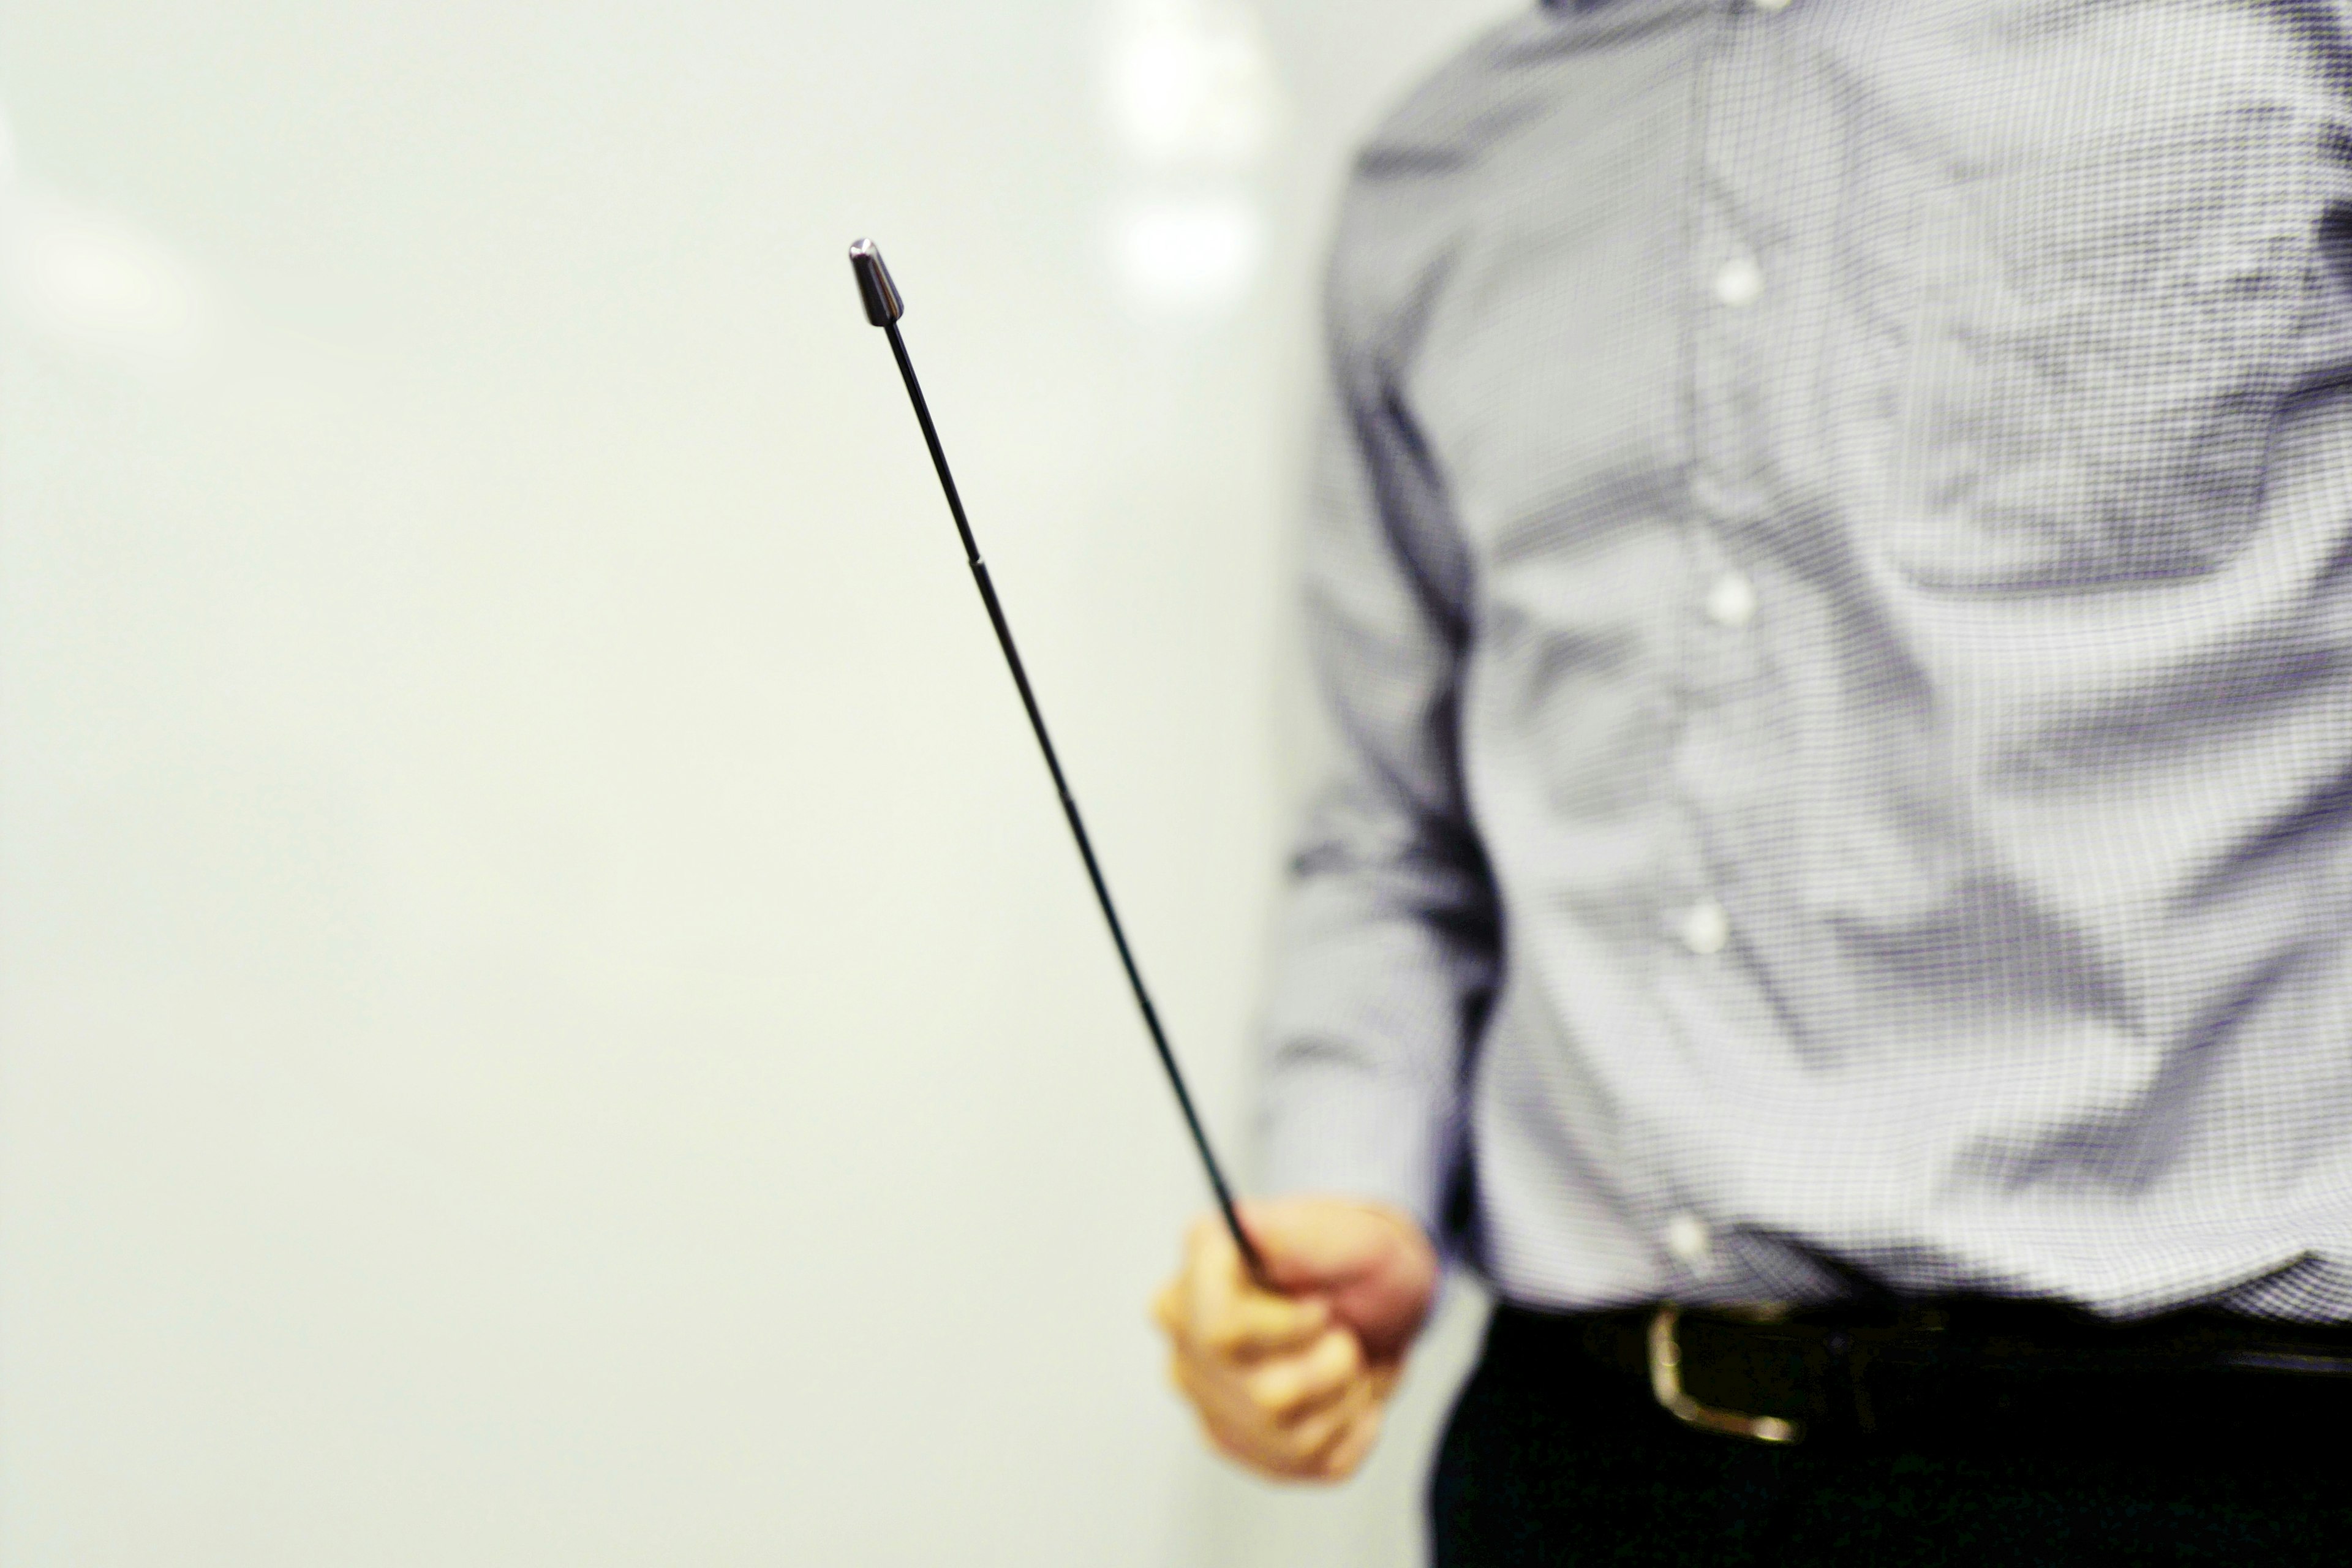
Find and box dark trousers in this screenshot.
[1431,1305,2352,1566]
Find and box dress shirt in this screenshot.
[1258,0,2352,1319]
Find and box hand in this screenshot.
[1151,1197,1439,1482]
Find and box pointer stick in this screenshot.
[849,238,1268,1287]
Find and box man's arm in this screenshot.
[1259,353,1496,1242]
[1154,227,1498,1480]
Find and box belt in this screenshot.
[1501,1299,2352,1457]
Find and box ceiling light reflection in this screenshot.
[0,97,211,364]
[1104,0,1279,170]
[1110,193,1262,313]
[10,198,206,355]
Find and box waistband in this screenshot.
[1488,1298,2352,1455]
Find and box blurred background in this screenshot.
[0,1,1518,1562]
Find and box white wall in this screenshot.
[0,2,1515,1562]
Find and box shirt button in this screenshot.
[1751,0,1795,12]
[1665,1212,1715,1267]
[1705,571,1757,628]
[1678,897,1730,956]
[1712,254,1764,308]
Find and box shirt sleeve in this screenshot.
[1256,231,1501,1245]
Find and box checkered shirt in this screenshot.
[1259,0,2352,1319]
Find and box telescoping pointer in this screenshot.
[848,238,1267,1286]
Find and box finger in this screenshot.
[1313,1403,1386,1481]
[1236,1199,1399,1289]
[1182,1217,1245,1351]
[1235,1201,1438,1361]
[1271,1374,1378,1473]
[1196,1409,1259,1470]
[1244,1327,1365,1422]
[1208,1288,1332,1360]
[1169,1346,1216,1412]
[1172,1352,1276,1464]
[1183,1219,1329,1359]
[1174,1350,1371,1481]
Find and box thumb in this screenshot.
[1238,1197,1437,1361]
[1239,1197,1406,1288]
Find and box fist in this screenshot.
[1151,1197,1438,1482]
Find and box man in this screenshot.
[1152,0,2352,1559]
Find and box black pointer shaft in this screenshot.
[849,238,1268,1287]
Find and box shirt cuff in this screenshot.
[1257,1049,1460,1245]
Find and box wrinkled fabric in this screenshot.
[1259,0,2352,1319]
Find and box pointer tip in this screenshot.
[848,239,904,326]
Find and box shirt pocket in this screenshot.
[1877,113,2321,592]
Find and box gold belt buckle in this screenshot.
[1646,1303,1804,1445]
